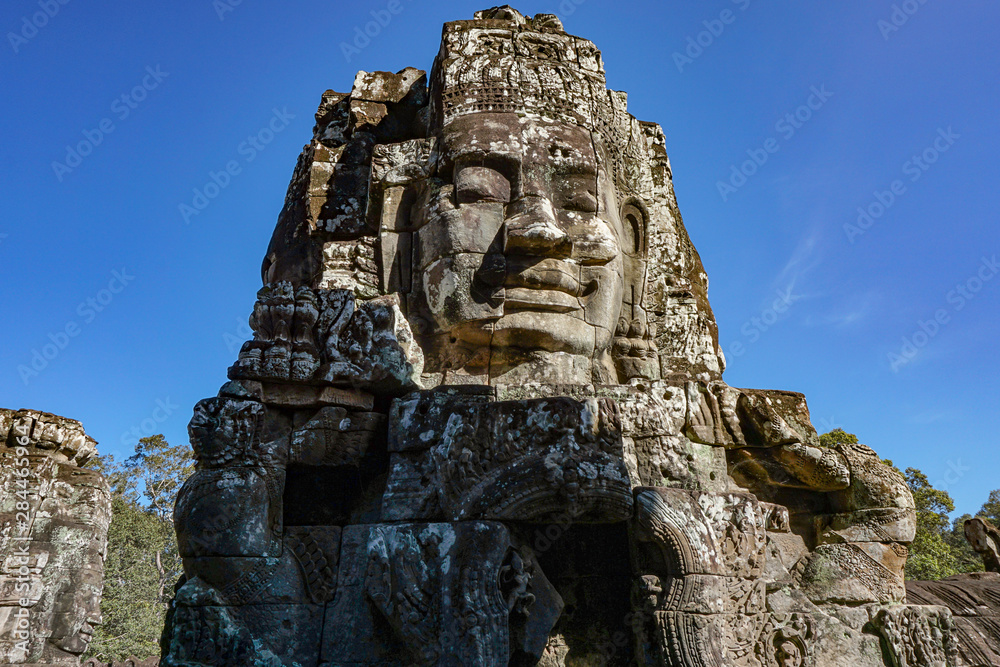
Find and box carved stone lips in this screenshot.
[504,288,580,313]
[503,257,592,313]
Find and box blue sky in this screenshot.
[1,0,997,516]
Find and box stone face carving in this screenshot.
[0,409,111,665]
[964,517,1000,572]
[163,6,986,666]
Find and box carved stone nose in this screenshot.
[503,195,572,258]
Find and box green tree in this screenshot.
[816,431,981,581]
[817,428,858,447]
[83,435,193,662]
[904,467,965,580]
[122,435,194,603]
[124,434,195,523]
[979,489,1000,526]
[900,468,989,580]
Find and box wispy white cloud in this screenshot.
[768,226,825,308]
[774,226,822,287]
[909,409,959,425]
[804,290,879,328]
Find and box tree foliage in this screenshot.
[901,467,998,580]
[979,489,1000,526]
[817,428,858,447]
[124,434,195,523]
[904,467,962,580]
[83,435,193,662]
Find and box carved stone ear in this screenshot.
[619,197,648,257]
[613,197,657,382]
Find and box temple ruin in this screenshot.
[161,7,995,666]
[0,410,111,666]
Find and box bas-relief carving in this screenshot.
[163,5,988,666]
[0,410,111,666]
[907,571,1000,667]
[382,391,633,523]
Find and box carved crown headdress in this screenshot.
[429,6,649,201]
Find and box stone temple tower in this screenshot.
[0,409,111,666]
[162,7,970,666]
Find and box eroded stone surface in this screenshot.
[162,6,991,666]
[964,517,1000,573]
[83,659,159,667]
[382,391,633,522]
[0,409,110,665]
[907,573,1000,667]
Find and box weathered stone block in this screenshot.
[289,407,383,467]
[797,542,906,605]
[321,522,511,666]
[383,393,633,522]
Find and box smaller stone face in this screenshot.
[0,409,111,665]
[965,517,1000,572]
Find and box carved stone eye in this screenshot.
[555,174,598,213]
[455,166,511,204]
[561,189,598,213]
